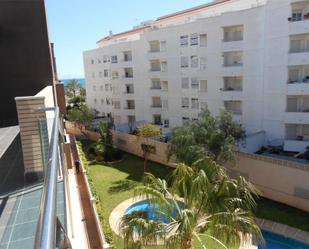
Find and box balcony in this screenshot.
[221,89,243,100]
[287,82,309,95]
[284,140,309,152]
[221,40,243,52]
[151,104,162,108]
[285,111,309,124]
[284,123,309,151]
[288,51,309,65]
[289,19,309,35]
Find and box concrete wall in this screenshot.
[226,152,309,212]
[0,0,54,126]
[66,121,309,212]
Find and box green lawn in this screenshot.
[255,197,309,232]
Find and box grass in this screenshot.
[255,197,309,232]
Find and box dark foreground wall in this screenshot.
[0,0,54,126]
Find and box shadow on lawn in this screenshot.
[108,179,138,194]
[78,139,174,183]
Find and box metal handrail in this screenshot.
[34,107,60,249]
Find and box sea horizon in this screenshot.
[60,78,85,87]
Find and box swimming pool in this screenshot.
[260,230,309,249]
[125,200,309,249]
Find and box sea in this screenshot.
[60,78,86,87]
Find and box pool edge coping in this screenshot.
[256,218,309,245]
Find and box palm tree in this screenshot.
[120,160,263,249]
[65,79,81,98]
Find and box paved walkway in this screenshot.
[70,136,104,249]
[67,168,89,249]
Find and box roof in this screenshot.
[96,0,234,45]
[156,0,233,21]
[96,25,150,45]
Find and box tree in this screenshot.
[65,79,82,98]
[136,124,161,172]
[167,109,246,165]
[66,104,95,127]
[120,161,262,249]
[67,95,86,110]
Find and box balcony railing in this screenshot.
[151,104,162,108]
[34,107,71,249]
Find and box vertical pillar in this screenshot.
[15,96,47,182]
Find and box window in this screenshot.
[181,77,189,89]
[98,58,101,64]
[152,97,162,107]
[150,60,161,71]
[224,101,242,115]
[123,51,132,61]
[125,84,134,93]
[105,84,109,91]
[200,101,207,109]
[180,35,188,47]
[110,84,113,91]
[190,33,198,46]
[191,77,199,89]
[162,99,168,109]
[151,79,161,89]
[112,71,119,79]
[191,56,198,68]
[223,26,244,42]
[160,41,167,52]
[200,57,207,70]
[161,61,167,72]
[182,117,190,125]
[200,34,207,47]
[124,68,133,78]
[106,98,111,105]
[92,85,96,91]
[111,55,118,63]
[113,101,121,109]
[164,119,169,128]
[91,59,94,64]
[292,10,302,22]
[162,81,168,91]
[181,56,189,68]
[200,80,207,92]
[182,97,189,108]
[104,69,109,77]
[126,100,135,109]
[149,41,160,52]
[191,98,199,109]
[128,115,136,124]
[153,115,162,125]
[94,98,97,104]
[103,56,108,63]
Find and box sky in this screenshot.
[45,0,212,79]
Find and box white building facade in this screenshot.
[83,0,309,152]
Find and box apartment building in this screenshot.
[83,0,309,152]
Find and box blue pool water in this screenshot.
[125,201,309,249]
[125,200,181,224]
[260,230,309,249]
